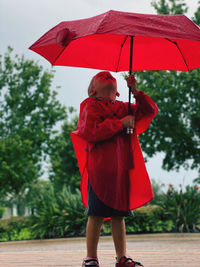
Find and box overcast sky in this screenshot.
[1,0,199,192]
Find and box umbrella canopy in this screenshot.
[29,9,200,72]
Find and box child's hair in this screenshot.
[88,71,117,97]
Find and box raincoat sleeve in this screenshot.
[133,90,159,135]
[76,101,124,143]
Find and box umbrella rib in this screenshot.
[116,35,128,72]
[165,38,190,71]
[52,46,67,65]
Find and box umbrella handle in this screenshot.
[126,106,135,134]
[126,127,134,134]
[127,85,134,134]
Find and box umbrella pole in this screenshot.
[128,36,134,115]
[127,36,134,135]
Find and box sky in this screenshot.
[1,0,199,192]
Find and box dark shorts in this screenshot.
[85,179,134,218]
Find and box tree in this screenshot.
[130,70,200,173]
[0,46,67,197]
[48,107,80,192]
[192,0,200,25]
[122,1,200,178]
[151,0,188,15]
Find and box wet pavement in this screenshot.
[0,233,200,267]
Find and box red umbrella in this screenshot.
[29,9,200,117]
[29,9,200,71]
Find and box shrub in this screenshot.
[102,205,174,234]
[154,184,200,232]
[0,216,31,241]
[29,183,87,239]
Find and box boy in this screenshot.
[71,71,159,266]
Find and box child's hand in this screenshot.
[126,74,140,97]
[120,115,135,128]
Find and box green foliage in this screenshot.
[0,135,39,196]
[29,182,87,239]
[0,216,31,241]
[149,178,166,205]
[23,179,53,214]
[192,1,200,25]
[154,184,200,232]
[0,183,199,241]
[0,206,5,218]
[48,108,80,192]
[103,182,200,234]
[193,175,200,184]
[0,46,67,197]
[151,0,188,15]
[123,69,200,175]
[102,205,174,234]
[56,184,87,235]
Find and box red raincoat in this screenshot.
[71,90,159,221]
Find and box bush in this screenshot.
[126,205,173,233]
[1,183,199,241]
[101,183,200,234]
[102,204,174,234]
[154,184,200,232]
[29,183,87,239]
[0,216,31,241]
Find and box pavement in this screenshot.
[0,233,200,267]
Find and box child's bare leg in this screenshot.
[86,215,104,257]
[111,216,132,262]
